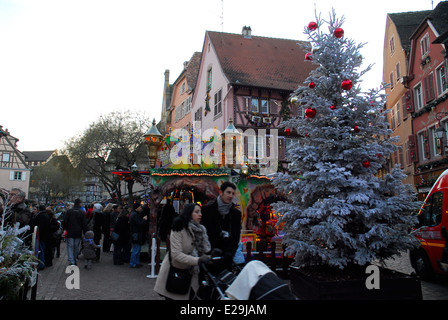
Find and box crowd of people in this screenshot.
[59,199,150,269]
[2,181,244,300]
[0,188,150,271]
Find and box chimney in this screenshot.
[242,26,252,39]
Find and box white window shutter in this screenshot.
[10,171,14,180]
[21,172,27,181]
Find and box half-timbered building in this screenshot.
[191,27,316,170]
[0,126,31,196]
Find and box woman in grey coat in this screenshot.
[154,203,211,300]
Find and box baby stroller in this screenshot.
[198,259,296,300]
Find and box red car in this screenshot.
[411,169,448,280]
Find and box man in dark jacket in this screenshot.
[157,199,176,242]
[201,181,242,273]
[5,188,32,243]
[63,199,87,265]
[32,204,51,270]
[129,202,147,268]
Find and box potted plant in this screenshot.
[272,10,422,300]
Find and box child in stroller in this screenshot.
[198,258,296,300]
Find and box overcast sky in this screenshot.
[0,0,442,151]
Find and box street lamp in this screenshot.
[435,126,446,140]
[221,117,242,168]
[241,164,249,175]
[143,119,163,168]
[435,112,448,156]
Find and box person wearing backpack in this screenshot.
[63,199,87,265]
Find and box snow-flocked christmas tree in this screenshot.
[272,10,420,271]
[1,188,38,299]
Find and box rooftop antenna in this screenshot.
[220,0,224,33]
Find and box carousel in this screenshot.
[112,119,287,257]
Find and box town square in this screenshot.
[1,1,448,307]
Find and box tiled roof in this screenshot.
[390,1,448,48]
[23,150,55,162]
[207,31,315,92]
[388,10,431,50]
[427,1,448,38]
[185,52,201,91]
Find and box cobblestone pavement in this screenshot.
[36,243,163,300]
[382,251,448,300]
[36,243,448,300]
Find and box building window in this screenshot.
[417,131,427,161]
[247,135,265,160]
[396,62,401,81]
[14,172,22,180]
[214,89,222,116]
[10,171,26,181]
[390,106,396,130]
[247,97,270,114]
[398,146,404,168]
[390,36,395,55]
[182,96,192,118]
[174,104,181,123]
[250,98,258,113]
[413,84,424,110]
[207,67,212,88]
[180,82,186,95]
[390,72,394,89]
[261,99,269,114]
[405,141,410,166]
[424,73,436,102]
[2,153,10,162]
[436,62,447,95]
[420,33,430,57]
[194,107,202,122]
[429,125,442,158]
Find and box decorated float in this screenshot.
[112,119,288,259]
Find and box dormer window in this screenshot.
[180,82,186,95]
[242,26,252,39]
[420,33,430,57]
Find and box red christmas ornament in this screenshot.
[330,105,337,110]
[308,82,316,89]
[362,160,371,168]
[353,125,360,132]
[305,53,313,61]
[285,128,291,135]
[341,79,353,90]
[305,108,316,118]
[308,21,318,31]
[334,27,344,38]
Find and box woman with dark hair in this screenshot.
[154,203,211,300]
